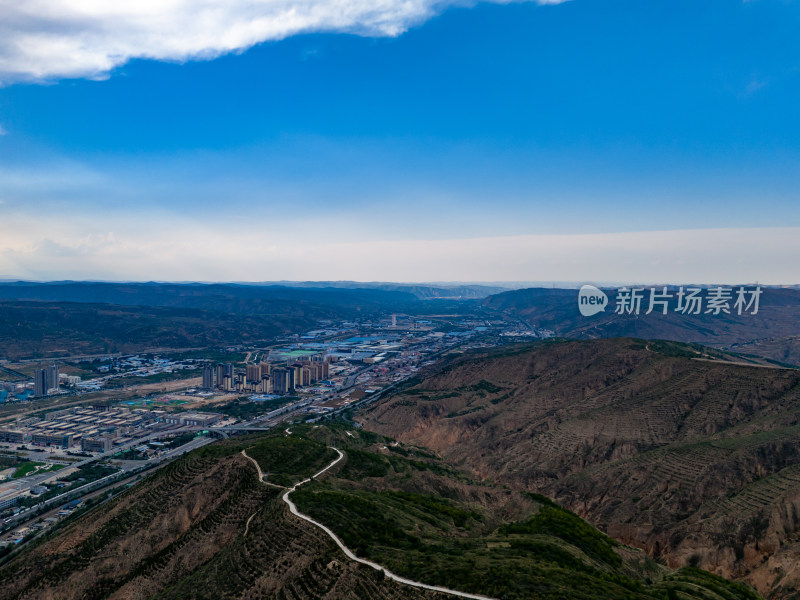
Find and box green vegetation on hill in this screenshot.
[499,505,621,567]
[363,338,800,598]
[242,434,338,487]
[0,424,764,600]
[288,424,762,600]
[334,446,465,481]
[0,429,440,600]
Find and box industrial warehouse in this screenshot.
[0,405,220,452]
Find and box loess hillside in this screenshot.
[0,424,762,600]
[0,433,446,600]
[361,338,800,598]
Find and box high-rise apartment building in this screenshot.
[46,365,59,392]
[246,364,260,383]
[34,369,47,396]
[202,366,214,390]
[215,364,235,390]
[290,364,304,387]
[271,368,292,394]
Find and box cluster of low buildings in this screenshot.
[0,495,86,547]
[324,335,406,363]
[0,404,220,452]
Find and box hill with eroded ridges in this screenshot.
[360,339,800,598]
[0,424,761,600]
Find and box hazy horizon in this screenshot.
[1,279,797,288]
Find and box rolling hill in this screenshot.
[0,282,421,316]
[360,338,800,598]
[0,424,760,600]
[0,301,318,359]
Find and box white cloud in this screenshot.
[0,0,565,84]
[0,124,7,135]
[1,216,798,284]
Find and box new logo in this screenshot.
[578,284,608,317]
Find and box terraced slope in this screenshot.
[0,436,448,600]
[360,339,800,598]
[0,424,762,600]
[291,424,761,600]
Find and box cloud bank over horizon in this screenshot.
[0,210,797,284]
[0,0,565,84]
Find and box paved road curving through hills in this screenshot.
[241,447,497,600]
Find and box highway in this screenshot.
[1,430,215,532]
[1,424,215,501]
[1,434,215,536]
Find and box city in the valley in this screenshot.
[0,310,535,544]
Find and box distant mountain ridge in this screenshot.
[0,282,420,314]
[0,300,319,359]
[247,281,511,299]
[483,286,800,366]
[0,280,507,305]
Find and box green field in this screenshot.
[8,461,64,479]
[207,396,295,420]
[11,461,45,479]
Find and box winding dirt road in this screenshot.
[241,448,497,600]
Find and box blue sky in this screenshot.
[0,0,798,282]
